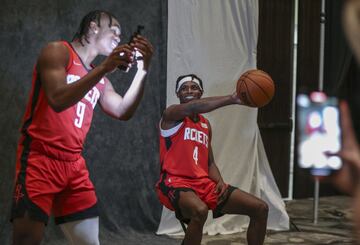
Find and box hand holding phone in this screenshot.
[118,25,145,72]
[296,92,342,176]
[330,101,360,194]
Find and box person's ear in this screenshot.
[90,21,98,35]
[199,90,203,97]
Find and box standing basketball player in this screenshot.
[11,10,153,245]
[156,74,268,245]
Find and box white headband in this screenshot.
[176,76,203,93]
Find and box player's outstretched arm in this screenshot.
[163,92,242,125]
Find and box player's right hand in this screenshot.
[101,44,134,73]
[231,92,244,105]
[131,35,154,71]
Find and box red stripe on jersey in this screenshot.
[20,41,107,156]
[160,115,210,178]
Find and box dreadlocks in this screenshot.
[72,10,116,46]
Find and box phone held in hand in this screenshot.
[296,91,342,176]
[118,25,145,72]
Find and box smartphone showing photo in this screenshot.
[296,91,342,176]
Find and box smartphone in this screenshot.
[118,25,145,72]
[296,91,342,176]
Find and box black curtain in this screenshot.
[323,0,352,96]
[339,58,360,141]
[295,0,352,198]
[0,0,178,244]
[257,0,294,197]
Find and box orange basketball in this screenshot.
[236,69,275,107]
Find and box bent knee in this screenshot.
[255,201,269,218]
[190,204,209,223]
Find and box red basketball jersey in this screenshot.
[160,115,210,178]
[19,41,107,155]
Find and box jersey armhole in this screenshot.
[61,41,73,72]
[159,120,184,137]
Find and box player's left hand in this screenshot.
[214,179,227,197]
[131,35,154,71]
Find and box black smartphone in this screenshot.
[296,91,342,176]
[118,25,145,72]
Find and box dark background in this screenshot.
[1,0,360,244]
[257,0,360,198]
[0,0,179,244]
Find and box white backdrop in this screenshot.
[157,0,289,235]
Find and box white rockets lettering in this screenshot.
[74,87,100,129]
[66,74,101,109]
[67,73,102,128]
[84,87,100,109]
[184,127,208,148]
[67,74,81,84]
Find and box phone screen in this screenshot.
[296,92,342,176]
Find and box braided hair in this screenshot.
[72,10,116,46]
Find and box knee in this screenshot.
[255,201,269,219]
[190,204,209,224]
[60,217,99,245]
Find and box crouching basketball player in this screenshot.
[156,74,268,245]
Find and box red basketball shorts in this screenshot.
[156,172,236,221]
[11,143,98,224]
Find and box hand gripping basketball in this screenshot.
[236,69,275,107]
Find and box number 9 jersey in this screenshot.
[159,114,210,178]
[19,41,107,155]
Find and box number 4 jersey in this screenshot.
[19,41,107,155]
[159,115,210,178]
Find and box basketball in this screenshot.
[236,69,275,107]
